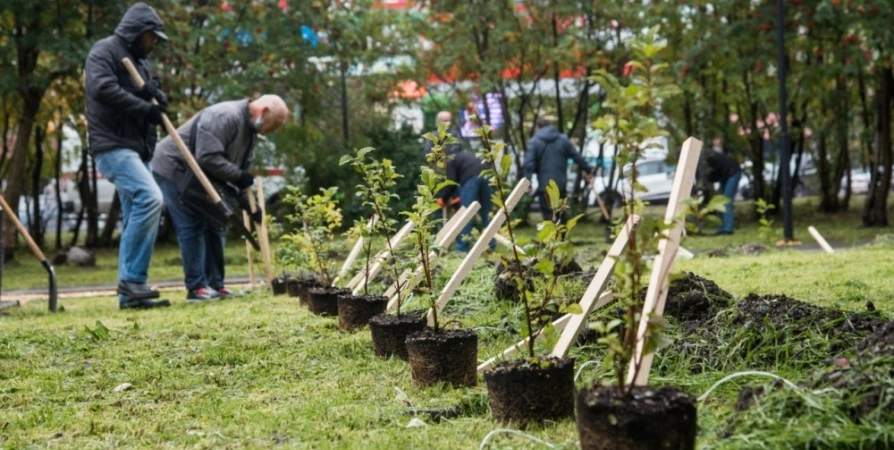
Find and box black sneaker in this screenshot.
[118,281,160,300]
[187,287,220,303]
[120,298,171,310]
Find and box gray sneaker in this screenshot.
[186,287,220,303]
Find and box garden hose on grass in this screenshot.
[0,194,57,312]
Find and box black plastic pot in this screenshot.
[271,275,289,296]
[484,357,575,423]
[337,294,388,331]
[406,329,477,388]
[369,311,427,360]
[576,385,697,450]
[307,287,351,316]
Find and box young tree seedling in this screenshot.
[282,187,344,289]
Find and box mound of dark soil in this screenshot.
[664,272,733,323]
[494,258,584,301]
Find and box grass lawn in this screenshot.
[2,195,894,448]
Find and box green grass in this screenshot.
[3,196,894,448]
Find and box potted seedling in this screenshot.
[282,187,350,316]
[336,148,400,331]
[404,126,478,388]
[482,175,584,422]
[577,27,697,450]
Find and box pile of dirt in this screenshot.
[493,258,583,301]
[664,272,733,323]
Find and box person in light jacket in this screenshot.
[152,96,288,302]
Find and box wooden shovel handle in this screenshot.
[121,58,223,205]
[0,193,47,261]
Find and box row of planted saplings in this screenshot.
[270,128,697,449]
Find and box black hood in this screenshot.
[114,3,165,45]
[534,125,562,142]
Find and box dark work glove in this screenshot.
[139,79,169,107]
[250,209,264,225]
[146,104,167,126]
[235,171,255,190]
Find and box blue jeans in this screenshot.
[718,171,742,233]
[457,176,493,252]
[94,149,164,304]
[154,174,227,291]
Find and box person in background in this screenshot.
[85,2,171,310]
[697,137,743,235]
[425,111,463,215]
[523,117,594,221]
[436,138,492,253]
[152,95,289,302]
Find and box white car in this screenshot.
[587,158,676,206]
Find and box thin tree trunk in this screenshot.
[863,67,893,226]
[2,92,42,256]
[30,124,45,247]
[858,70,874,170]
[551,13,564,133]
[0,96,10,176]
[55,114,63,250]
[86,154,99,247]
[100,191,120,246]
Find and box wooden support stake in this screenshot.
[627,137,703,386]
[254,178,274,288]
[246,191,271,289]
[551,215,639,358]
[335,215,377,287]
[386,202,481,311]
[493,233,526,255]
[478,292,614,373]
[426,179,530,326]
[808,226,835,254]
[347,220,415,293]
[243,211,255,289]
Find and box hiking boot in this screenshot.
[120,298,171,310]
[118,281,160,300]
[186,287,221,303]
[214,287,242,299]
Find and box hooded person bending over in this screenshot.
[85,2,171,310]
[152,96,289,302]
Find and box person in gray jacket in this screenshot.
[523,118,594,221]
[85,2,170,310]
[152,95,288,302]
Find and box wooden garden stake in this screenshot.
[251,178,274,288]
[627,137,702,386]
[551,215,640,358]
[426,179,530,326]
[386,202,481,311]
[493,233,526,255]
[246,192,272,289]
[243,210,255,289]
[478,291,614,373]
[808,226,835,254]
[334,215,377,287]
[346,220,415,292]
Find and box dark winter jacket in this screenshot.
[438,148,487,200]
[697,149,741,184]
[85,3,166,161]
[523,126,593,193]
[152,99,256,184]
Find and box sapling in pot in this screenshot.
[482,177,584,423]
[577,27,697,450]
[282,187,350,316]
[336,148,400,331]
[404,125,478,388]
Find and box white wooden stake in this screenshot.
[477,291,614,373]
[243,210,255,289]
[551,215,639,358]
[493,233,526,255]
[378,206,469,298]
[426,179,531,326]
[627,137,703,386]
[386,202,481,311]
[346,220,415,292]
[334,215,377,287]
[255,177,274,289]
[808,226,835,254]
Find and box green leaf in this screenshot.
[534,258,555,276]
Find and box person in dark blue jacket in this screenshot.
[85,2,170,310]
[523,118,594,221]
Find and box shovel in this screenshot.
[0,195,57,312]
[121,57,259,250]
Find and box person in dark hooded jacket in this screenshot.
[523,118,594,221]
[85,2,171,310]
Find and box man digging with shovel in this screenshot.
[152,96,288,302]
[85,3,171,310]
